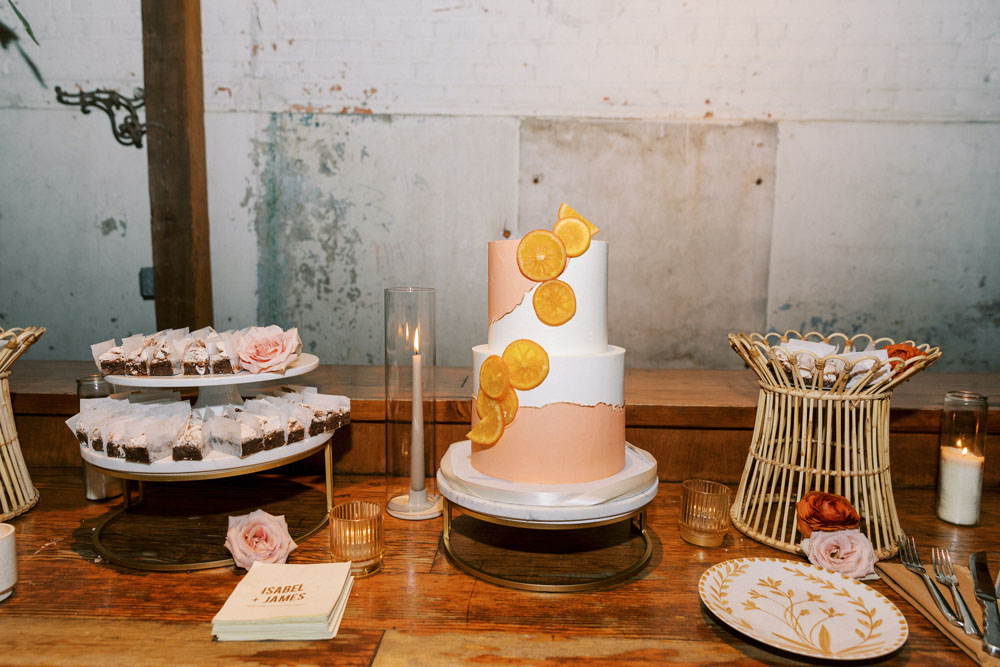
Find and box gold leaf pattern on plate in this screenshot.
[698,558,907,661]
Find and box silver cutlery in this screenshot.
[970,551,1000,657]
[898,535,960,626]
[932,546,981,637]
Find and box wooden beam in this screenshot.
[141,0,213,330]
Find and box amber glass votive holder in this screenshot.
[329,501,384,578]
[679,479,732,547]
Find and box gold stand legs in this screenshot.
[441,498,653,593]
[91,443,335,572]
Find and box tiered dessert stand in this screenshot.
[437,440,658,592]
[82,354,347,571]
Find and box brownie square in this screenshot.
[148,358,174,376]
[210,357,234,374]
[172,445,203,461]
[100,359,125,376]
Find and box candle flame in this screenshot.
[963,447,968,456]
[414,327,420,354]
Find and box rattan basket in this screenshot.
[0,326,44,521]
[728,330,941,559]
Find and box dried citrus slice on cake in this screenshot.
[502,339,549,390]
[516,230,567,282]
[532,279,576,326]
[557,202,600,236]
[467,399,503,445]
[498,386,518,425]
[478,355,509,400]
[477,386,518,425]
[552,217,591,258]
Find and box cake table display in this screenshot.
[728,330,941,559]
[441,205,657,591]
[76,329,349,571]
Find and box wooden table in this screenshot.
[0,468,995,665]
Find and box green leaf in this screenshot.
[8,0,38,46]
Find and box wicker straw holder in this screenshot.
[728,330,941,560]
[0,326,45,521]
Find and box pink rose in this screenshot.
[224,509,297,570]
[801,529,876,579]
[237,325,301,374]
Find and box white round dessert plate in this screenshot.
[81,430,331,477]
[437,443,658,525]
[104,353,319,388]
[699,558,908,661]
[440,440,657,508]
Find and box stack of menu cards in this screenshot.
[212,562,354,641]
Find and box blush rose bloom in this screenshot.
[796,491,861,537]
[237,325,301,374]
[225,509,297,570]
[801,529,877,579]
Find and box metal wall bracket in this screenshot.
[54,86,147,148]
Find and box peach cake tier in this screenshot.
[470,238,626,485]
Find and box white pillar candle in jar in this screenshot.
[937,441,984,525]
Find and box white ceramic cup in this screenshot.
[0,523,15,602]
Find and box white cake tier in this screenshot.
[472,344,624,409]
[488,239,608,356]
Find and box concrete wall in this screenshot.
[1,1,997,370]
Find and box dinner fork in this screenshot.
[898,535,960,626]
[932,547,982,637]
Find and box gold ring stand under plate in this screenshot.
[88,436,334,572]
[436,454,658,593]
[441,498,652,593]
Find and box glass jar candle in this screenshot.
[936,391,988,525]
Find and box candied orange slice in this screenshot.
[498,386,518,425]
[532,279,576,326]
[502,339,549,390]
[516,230,567,282]
[552,217,590,258]
[557,202,600,236]
[467,399,503,445]
[479,355,509,400]
[477,386,518,426]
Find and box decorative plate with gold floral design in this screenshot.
[699,558,908,660]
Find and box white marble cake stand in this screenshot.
[105,353,319,409]
[437,441,658,592]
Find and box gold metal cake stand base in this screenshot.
[90,441,334,572]
[441,498,652,593]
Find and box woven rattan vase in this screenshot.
[728,330,941,559]
[0,326,45,521]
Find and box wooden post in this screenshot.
[141,0,213,330]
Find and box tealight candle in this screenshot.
[936,391,988,526]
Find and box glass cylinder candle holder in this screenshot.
[937,391,988,525]
[384,287,442,520]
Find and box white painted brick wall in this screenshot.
[1,0,997,121]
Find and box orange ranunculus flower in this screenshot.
[796,491,860,537]
[884,343,926,369]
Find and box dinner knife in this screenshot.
[970,552,1000,657]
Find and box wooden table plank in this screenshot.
[0,468,993,664]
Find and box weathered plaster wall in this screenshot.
[0,1,997,370]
